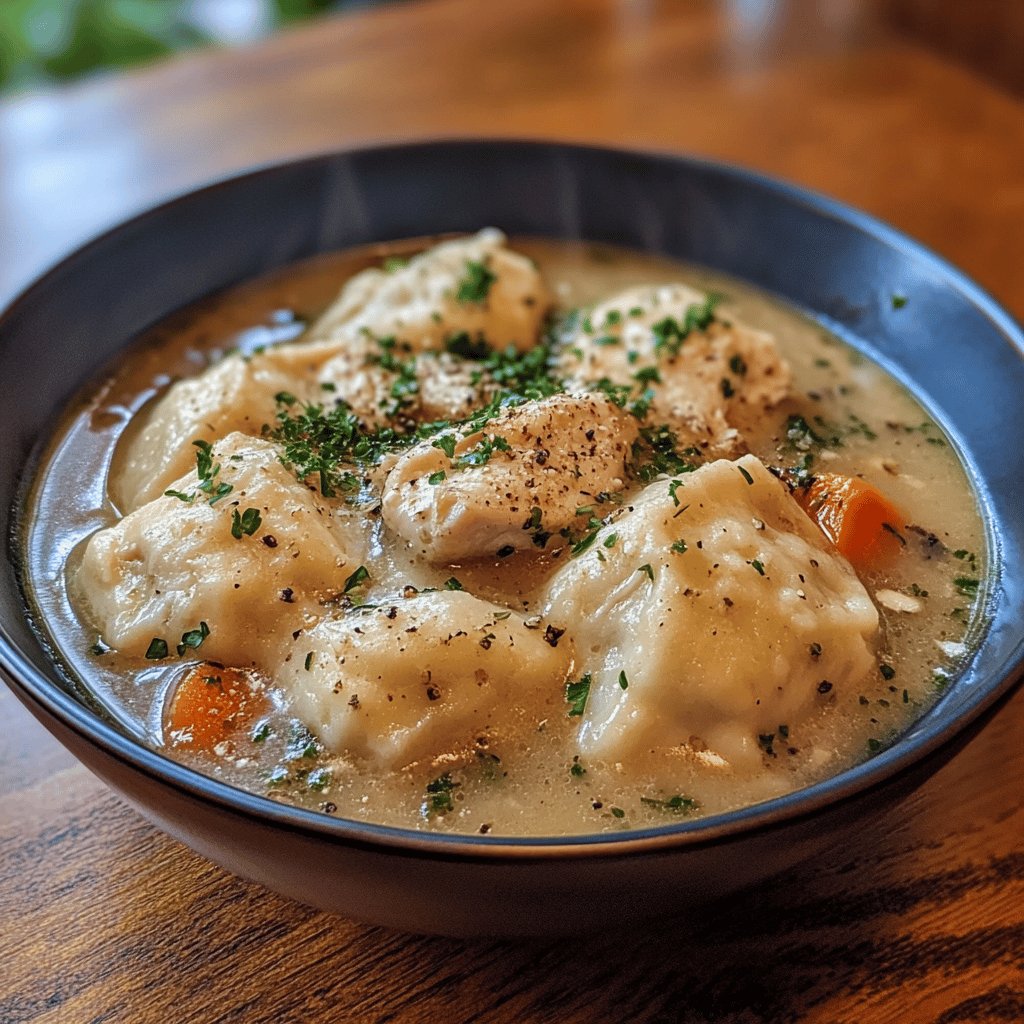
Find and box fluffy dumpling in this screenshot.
[274,591,573,767]
[380,393,638,562]
[541,454,878,765]
[77,434,364,666]
[114,342,341,511]
[559,284,790,455]
[310,228,551,354]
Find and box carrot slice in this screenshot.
[165,663,264,751]
[794,472,905,568]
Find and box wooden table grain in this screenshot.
[1,2,1022,1021]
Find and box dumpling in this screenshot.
[77,434,364,665]
[559,284,790,455]
[540,454,878,765]
[114,342,341,511]
[310,228,551,354]
[380,393,638,562]
[274,591,573,767]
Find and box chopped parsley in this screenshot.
[729,354,747,376]
[445,331,491,360]
[427,469,447,485]
[784,414,824,451]
[570,530,600,558]
[425,772,458,814]
[650,294,720,358]
[458,434,511,467]
[618,670,629,690]
[750,559,765,576]
[306,767,332,792]
[670,539,687,555]
[954,576,980,598]
[230,506,262,539]
[176,621,210,656]
[455,259,496,304]
[145,637,169,660]
[640,794,698,814]
[343,565,370,593]
[737,465,754,486]
[565,673,592,716]
[891,293,908,310]
[602,532,618,549]
[285,720,319,760]
[610,807,626,819]
[443,576,464,591]
[192,439,234,504]
[630,423,700,482]
[637,563,654,582]
[432,434,458,459]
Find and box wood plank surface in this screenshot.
[1,2,1022,1021]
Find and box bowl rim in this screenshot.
[3,136,1023,861]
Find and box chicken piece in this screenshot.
[314,344,497,431]
[78,434,364,666]
[559,284,790,456]
[310,228,551,354]
[381,393,639,562]
[541,454,878,766]
[114,341,343,512]
[274,591,573,767]
[416,351,499,422]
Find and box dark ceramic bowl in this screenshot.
[2,141,1023,937]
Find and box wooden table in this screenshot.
[2,2,1022,1020]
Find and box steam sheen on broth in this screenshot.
[23,232,986,836]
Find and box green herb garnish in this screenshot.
[565,673,592,716]
[343,565,370,593]
[455,259,496,304]
[230,506,262,539]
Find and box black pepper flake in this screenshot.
[426,686,442,701]
[809,642,822,659]
[262,535,278,548]
[543,624,565,647]
[496,545,515,558]
[280,588,295,603]
[320,802,337,814]
[479,823,492,834]
[817,680,833,694]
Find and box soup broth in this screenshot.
[23,236,986,836]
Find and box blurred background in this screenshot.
[0,0,372,93]
[2,0,1022,97]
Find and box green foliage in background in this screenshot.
[0,0,339,93]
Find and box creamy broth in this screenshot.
[23,237,987,836]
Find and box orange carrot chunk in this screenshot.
[165,663,264,751]
[795,472,906,568]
